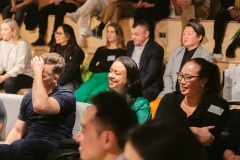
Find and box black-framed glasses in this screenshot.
[176,72,200,83]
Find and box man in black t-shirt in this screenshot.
[0,53,76,160]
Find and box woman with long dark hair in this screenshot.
[49,23,85,92]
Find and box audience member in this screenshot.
[213,0,240,59]
[107,56,151,123]
[2,0,38,25]
[75,91,138,160]
[134,0,170,39]
[66,0,108,47]
[0,19,33,94]
[45,78,141,160]
[172,0,210,29]
[159,21,213,97]
[75,23,126,103]
[155,58,229,160]
[127,20,164,102]
[223,110,240,160]
[85,0,138,39]
[49,23,85,92]
[77,56,151,123]
[124,116,208,160]
[31,0,85,46]
[0,99,6,132]
[0,53,76,160]
[0,0,9,13]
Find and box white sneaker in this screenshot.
[66,12,79,23]
[213,53,222,61]
[78,36,86,48]
[168,7,180,19]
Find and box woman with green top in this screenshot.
[75,23,126,103]
[108,56,151,123]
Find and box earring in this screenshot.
[202,84,204,87]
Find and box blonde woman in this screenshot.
[0,19,33,94]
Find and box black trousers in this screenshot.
[0,0,9,13]
[134,6,170,39]
[0,74,33,94]
[213,8,234,44]
[38,2,78,36]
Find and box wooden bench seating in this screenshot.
[0,13,239,94]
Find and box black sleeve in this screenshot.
[97,48,126,71]
[89,47,127,73]
[155,93,176,118]
[151,0,170,7]
[200,95,229,140]
[141,43,164,90]
[89,47,104,73]
[220,0,234,8]
[58,49,85,86]
[227,110,240,154]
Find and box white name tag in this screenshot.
[107,55,115,61]
[207,105,224,116]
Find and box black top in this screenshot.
[50,47,85,89]
[155,91,229,160]
[220,0,235,9]
[89,46,126,73]
[19,86,76,144]
[175,47,197,91]
[227,110,240,155]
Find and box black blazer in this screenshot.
[127,39,164,101]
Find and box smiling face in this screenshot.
[108,60,128,94]
[107,26,118,44]
[131,26,149,46]
[182,26,202,50]
[179,61,207,97]
[0,23,15,41]
[54,26,69,46]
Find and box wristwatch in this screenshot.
[227,6,234,11]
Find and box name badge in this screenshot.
[107,55,115,61]
[207,105,224,116]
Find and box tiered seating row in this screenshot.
[0,15,239,94]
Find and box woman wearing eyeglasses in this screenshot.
[49,23,85,92]
[158,21,213,97]
[155,58,229,160]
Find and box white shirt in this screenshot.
[131,38,149,68]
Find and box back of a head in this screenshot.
[128,116,207,160]
[91,91,138,149]
[41,53,66,76]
